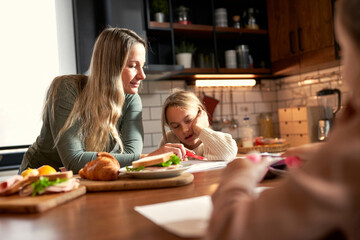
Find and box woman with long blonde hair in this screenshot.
[20,27,182,173]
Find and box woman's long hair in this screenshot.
[161,89,207,143]
[45,28,146,152]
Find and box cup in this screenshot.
[225,50,237,69]
[237,44,250,69]
[215,8,228,27]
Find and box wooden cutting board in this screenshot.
[79,173,194,192]
[0,186,86,214]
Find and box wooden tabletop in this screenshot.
[0,169,282,240]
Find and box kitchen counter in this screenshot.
[0,169,282,240]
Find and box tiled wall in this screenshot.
[139,65,348,154]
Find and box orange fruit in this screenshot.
[21,168,39,177]
[37,165,57,175]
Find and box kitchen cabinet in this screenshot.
[267,0,338,75]
[278,106,325,147]
[145,0,272,77]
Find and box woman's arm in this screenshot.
[205,155,352,240]
[52,84,141,173]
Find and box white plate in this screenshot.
[119,165,190,179]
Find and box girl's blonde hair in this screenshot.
[161,90,207,142]
[44,28,146,152]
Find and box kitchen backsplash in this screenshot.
[139,65,349,153]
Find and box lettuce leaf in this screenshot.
[126,166,145,172]
[31,176,68,196]
[155,154,181,167]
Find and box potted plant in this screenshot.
[151,0,169,23]
[175,41,196,68]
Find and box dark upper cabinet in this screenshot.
[267,0,338,75]
[146,0,272,77]
[73,0,146,74]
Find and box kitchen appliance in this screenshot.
[316,88,342,141]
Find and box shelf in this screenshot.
[218,68,271,74]
[182,68,217,74]
[149,21,171,29]
[215,27,267,35]
[173,23,214,38]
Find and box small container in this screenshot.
[215,8,228,27]
[233,15,241,28]
[176,5,190,24]
[225,50,237,69]
[240,117,254,147]
[260,113,274,138]
[237,45,250,69]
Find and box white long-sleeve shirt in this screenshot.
[159,128,238,161]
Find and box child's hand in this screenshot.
[192,109,210,135]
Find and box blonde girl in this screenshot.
[159,90,238,161]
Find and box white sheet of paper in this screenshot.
[135,195,212,238]
[134,187,270,238]
[184,160,228,173]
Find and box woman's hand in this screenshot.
[146,143,187,160]
[192,109,210,135]
[225,153,272,182]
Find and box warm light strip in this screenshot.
[195,79,256,87]
[194,74,256,79]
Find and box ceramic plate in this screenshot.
[119,165,190,179]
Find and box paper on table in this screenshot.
[135,195,212,238]
[135,187,271,238]
[183,160,228,173]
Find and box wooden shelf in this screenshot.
[215,27,267,35]
[184,68,217,73]
[149,21,171,29]
[218,68,271,74]
[173,23,213,32]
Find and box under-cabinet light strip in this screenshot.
[195,79,256,87]
[194,74,256,79]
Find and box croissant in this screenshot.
[79,152,120,181]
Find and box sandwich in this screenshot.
[126,152,181,172]
[0,167,78,197]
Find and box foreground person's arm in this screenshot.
[204,111,360,240]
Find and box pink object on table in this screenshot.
[285,156,303,168]
[185,149,205,160]
[246,153,262,163]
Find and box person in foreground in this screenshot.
[20,28,185,174]
[159,90,238,161]
[205,0,360,239]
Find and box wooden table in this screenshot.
[0,169,282,240]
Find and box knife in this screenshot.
[185,149,205,160]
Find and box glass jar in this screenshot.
[260,113,274,138]
[176,5,190,24]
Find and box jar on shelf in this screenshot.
[246,8,259,29]
[236,45,250,69]
[176,5,190,24]
[233,15,241,28]
[215,8,228,27]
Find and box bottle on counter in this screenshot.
[240,117,254,147]
[260,113,274,138]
